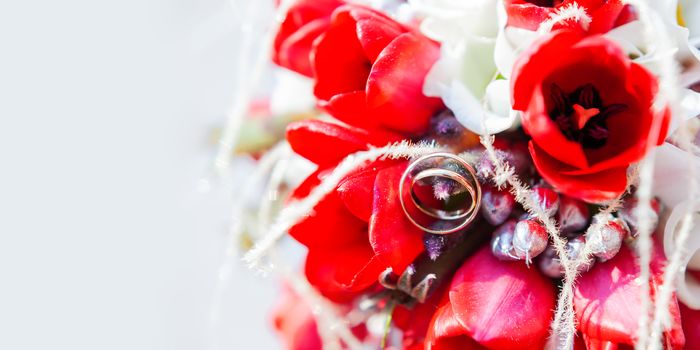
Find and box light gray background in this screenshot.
[0,1,280,349]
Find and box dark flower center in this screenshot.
[524,0,563,7]
[549,83,626,149]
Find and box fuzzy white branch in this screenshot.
[538,3,592,33]
[648,126,698,348]
[242,141,445,268]
[214,0,278,175]
[615,1,686,349]
[478,134,580,349]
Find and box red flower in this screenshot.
[271,286,323,350]
[574,244,685,349]
[286,120,425,301]
[312,5,443,135]
[680,303,700,349]
[272,0,344,77]
[505,0,636,33]
[511,30,670,202]
[271,284,368,349]
[425,247,556,350]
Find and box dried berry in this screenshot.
[557,195,590,234]
[490,220,519,261]
[513,219,549,263]
[537,236,593,278]
[481,186,515,226]
[586,215,628,261]
[532,185,560,216]
[618,198,660,238]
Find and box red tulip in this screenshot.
[271,284,368,350]
[504,0,636,33]
[271,286,323,350]
[312,5,443,135]
[369,162,426,273]
[511,30,669,203]
[425,247,556,350]
[272,0,344,77]
[574,244,685,349]
[393,284,449,350]
[286,120,424,300]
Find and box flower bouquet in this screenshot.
[223,0,700,349]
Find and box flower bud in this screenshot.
[475,151,500,182]
[490,220,519,261]
[481,186,515,226]
[513,219,548,262]
[586,216,628,262]
[557,195,590,234]
[537,236,593,278]
[537,245,562,278]
[618,198,660,238]
[531,186,560,216]
[567,235,593,272]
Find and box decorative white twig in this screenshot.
[648,129,698,348]
[538,3,592,33]
[617,1,685,349]
[478,134,580,349]
[243,141,445,268]
[214,0,278,176]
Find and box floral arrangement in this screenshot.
[223,0,700,349]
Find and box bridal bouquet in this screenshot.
[230,0,700,349]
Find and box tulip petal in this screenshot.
[529,142,627,202]
[312,8,371,101]
[305,241,383,302]
[289,170,368,248]
[286,120,401,166]
[447,247,556,349]
[522,82,590,169]
[272,0,343,76]
[336,160,398,222]
[369,162,424,273]
[366,32,443,135]
[574,244,685,349]
[426,303,487,350]
[355,16,404,63]
[680,302,700,349]
[276,18,330,77]
[319,91,381,130]
[588,0,632,35]
[504,0,557,31]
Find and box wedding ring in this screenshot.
[399,153,481,235]
[410,168,476,220]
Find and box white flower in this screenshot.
[411,0,516,134]
[654,142,700,309]
[604,1,700,132]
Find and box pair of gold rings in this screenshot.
[399,153,481,235]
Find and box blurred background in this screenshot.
[0,1,282,349]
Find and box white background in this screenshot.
[0,1,280,349]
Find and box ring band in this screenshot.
[399,153,481,235]
[410,168,476,220]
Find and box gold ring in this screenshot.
[399,153,481,235]
[410,168,476,220]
